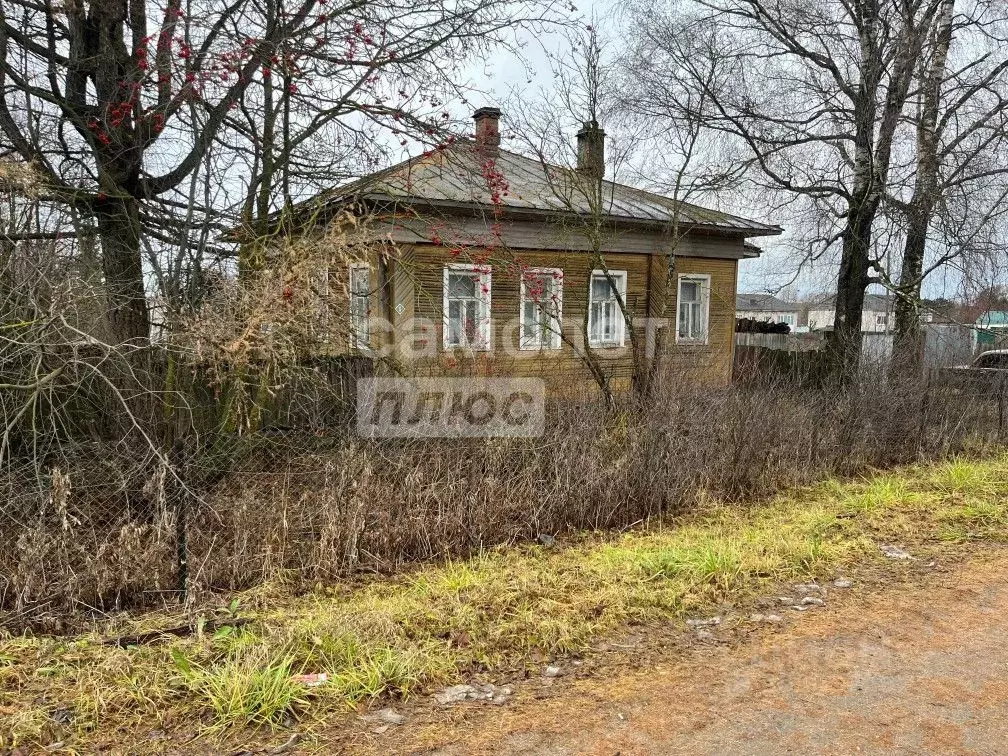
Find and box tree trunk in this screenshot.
[827,0,924,383]
[891,208,931,379]
[0,237,12,308]
[830,206,873,381]
[97,194,150,343]
[892,0,955,381]
[827,17,879,383]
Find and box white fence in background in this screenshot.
[733,332,824,352]
[735,324,978,369]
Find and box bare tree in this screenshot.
[499,21,738,401]
[0,0,556,344]
[618,19,748,392]
[511,24,630,403]
[881,0,1008,374]
[626,0,944,379]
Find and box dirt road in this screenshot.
[349,549,1008,755]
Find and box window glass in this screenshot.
[448,273,476,299]
[520,269,563,350]
[591,276,612,301]
[588,271,625,347]
[977,352,1008,369]
[444,267,490,349]
[677,275,709,343]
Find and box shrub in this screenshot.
[1,363,1003,627]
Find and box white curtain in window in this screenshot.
[444,267,490,348]
[589,271,625,347]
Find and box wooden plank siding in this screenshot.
[667,255,739,385]
[407,244,649,395]
[328,237,740,397]
[379,216,747,258]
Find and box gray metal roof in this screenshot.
[735,293,798,312]
[312,142,781,237]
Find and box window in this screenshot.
[520,268,563,350]
[779,313,797,328]
[677,274,710,343]
[588,269,627,347]
[443,264,491,349]
[349,263,370,349]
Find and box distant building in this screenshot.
[806,294,895,333]
[975,311,1008,351]
[735,293,799,329]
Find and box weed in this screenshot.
[931,458,996,495]
[645,536,745,592]
[172,646,309,731]
[843,476,912,514]
[2,454,1008,749]
[6,375,1004,621]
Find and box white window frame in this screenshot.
[349,263,371,350]
[519,267,563,350]
[588,270,624,348]
[588,269,628,348]
[676,273,711,345]
[442,263,492,350]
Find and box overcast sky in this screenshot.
[444,3,843,301]
[395,0,990,303]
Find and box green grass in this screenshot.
[172,645,308,732]
[3,453,1008,750]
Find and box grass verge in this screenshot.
[2,454,1008,749]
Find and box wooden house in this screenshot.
[272,108,781,396]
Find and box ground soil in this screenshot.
[329,546,1008,756]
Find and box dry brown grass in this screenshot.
[2,366,1003,621]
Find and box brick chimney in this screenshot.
[473,107,501,156]
[576,120,605,178]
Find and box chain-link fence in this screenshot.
[3,350,1006,633]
